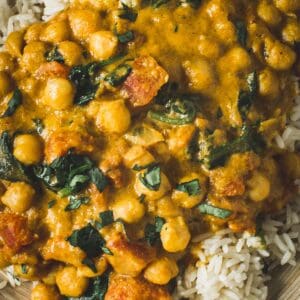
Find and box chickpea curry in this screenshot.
[0,0,299,299]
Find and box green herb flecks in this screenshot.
[116,30,135,43]
[149,97,196,125]
[151,0,170,8]
[144,216,166,246]
[119,3,138,21]
[1,88,22,118]
[104,64,132,87]
[198,203,232,219]
[48,199,57,208]
[65,195,90,211]
[45,46,64,63]
[82,257,97,273]
[138,165,161,191]
[176,179,201,196]
[95,210,114,230]
[32,118,44,134]
[21,264,27,274]
[234,20,247,48]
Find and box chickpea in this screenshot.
[247,171,270,202]
[13,134,43,165]
[58,41,83,66]
[43,78,74,110]
[123,145,155,169]
[88,31,118,61]
[258,68,280,98]
[218,47,251,73]
[21,41,47,73]
[282,18,300,44]
[213,17,236,45]
[144,257,179,285]
[183,59,215,92]
[68,9,101,41]
[134,171,171,201]
[0,72,12,97]
[264,38,296,70]
[96,100,131,134]
[155,196,182,218]
[112,196,145,223]
[40,21,70,44]
[172,173,207,209]
[198,36,221,59]
[31,283,61,300]
[5,31,24,58]
[1,182,35,213]
[160,216,191,253]
[273,0,300,12]
[257,1,282,26]
[25,23,45,43]
[0,52,14,72]
[77,257,107,278]
[56,266,89,297]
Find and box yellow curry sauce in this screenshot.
[0,0,299,299]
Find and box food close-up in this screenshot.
[0,0,299,299]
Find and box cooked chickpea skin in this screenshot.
[134,171,171,201]
[68,9,101,41]
[155,196,182,218]
[282,18,300,44]
[88,31,118,61]
[40,20,70,44]
[25,23,45,43]
[5,31,24,58]
[0,52,14,72]
[58,41,83,66]
[31,283,61,300]
[183,59,215,92]
[1,182,35,213]
[213,17,237,45]
[257,0,282,26]
[123,145,155,169]
[77,257,107,278]
[0,71,12,97]
[43,78,74,110]
[13,134,43,165]
[96,100,131,134]
[258,68,280,99]
[264,38,296,70]
[56,266,89,297]
[247,171,271,202]
[198,36,221,59]
[144,257,179,285]
[273,0,300,12]
[160,216,191,253]
[112,196,145,223]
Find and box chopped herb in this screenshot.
[98,53,126,68]
[176,179,201,196]
[82,257,97,273]
[119,3,138,22]
[151,0,170,8]
[198,203,232,219]
[48,199,56,208]
[32,118,44,134]
[138,165,161,191]
[1,88,22,118]
[65,195,90,211]
[205,124,265,169]
[116,30,135,43]
[0,131,33,183]
[144,216,166,246]
[238,71,258,120]
[96,210,114,229]
[89,167,108,193]
[101,247,113,255]
[67,224,108,258]
[132,162,157,171]
[104,64,132,87]
[138,194,146,203]
[21,264,27,274]
[149,97,196,125]
[234,20,247,47]
[182,0,201,8]
[45,46,64,63]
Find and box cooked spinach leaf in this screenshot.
[138,165,161,191]
[65,195,90,211]
[198,203,232,219]
[96,210,114,229]
[234,20,247,47]
[34,151,108,196]
[119,3,138,22]
[0,131,33,183]
[82,257,97,273]
[176,179,201,196]
[104,64,132,87]
[45,46,64,63]
[132,162,157,171]
[67,224,108,258]
[205,124,265,169]
[145,216,166,246]
[32,118,44,134]
[1,88,22,118]
[116,30,135,43]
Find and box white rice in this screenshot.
[0,1,300,299]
